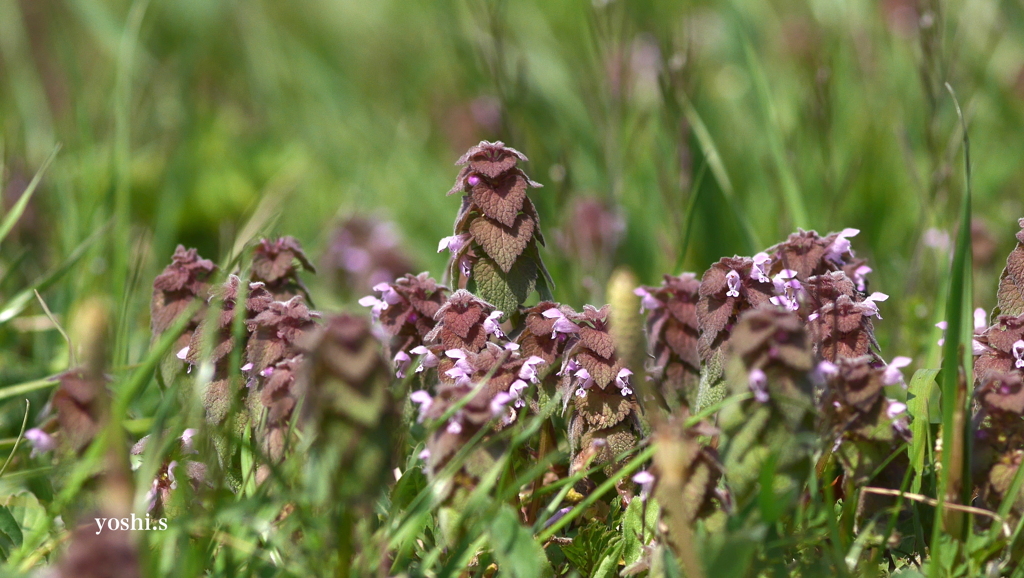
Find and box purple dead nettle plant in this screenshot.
[554,305,643,477]
[152,237,322,484]
[971,219,1024,521]
[151,245,217,382]
[359,272,449,374]
[443,141,553,314]
[635,273,701,410]
[323,215,415,295]
[130,429,207,514]
[250,236,317,301]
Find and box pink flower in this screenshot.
[1013,340,1024,369]
[181,429,198,455]
[418,448,431,461]
[936,321,948,346]
[373,282,403,305]
[632,470,655,501]
[751,252,771,283]
[437,233,471,254]
[886,400,908,419]
[725,270,741,298]
[852,265,872,292]
[519,356,546,383]
[812,360,838,384]
[974,308,988,331]
[467,174,481,187]
[825,228,860,263]
[446,420,463,435]
[490,392,513,417]
[542,308,579,338]
[574,367,595,397]
[882,356,911,386]
[770,269,802,311]
[862,292,889,319]
[559,358,581,377]
[410,345,439,373]
[484,311,505,338]
[459,255,473,279]
[24,428,55,458]
[509,379,529,408]
[393,351,412,379]
[410,390,433,422]
[633,287,662,313]
[748,368,768,403]
[615,368,633,396]
[359,282,402,319]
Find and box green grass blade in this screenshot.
[0,144,59,248]
[678,92,761,253]
[738,33,809,231]
[931,84,974,556]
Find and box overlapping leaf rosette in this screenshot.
[635,273,701,410]
[299,313,395,507]
[694,228,884,410]
[184,275,274,426]
[717,308,817,507]
[151,245,217,382]
[416,294,548,454]
[360,272,449,374]
[972,219,1024,519]
[250,236,317,300]
[550,305,642,477]
[816,356,911,493]
[441,141,553,317]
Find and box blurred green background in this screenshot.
[3,0,1024,384]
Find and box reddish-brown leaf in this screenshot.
[470,172,528,228]
[469,214,535,273]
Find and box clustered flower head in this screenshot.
[299,313,395,507]
[157,237,323,484]
[322,216,414,295]
[184,275,274,425]
[635,273,701,409]
[151,245,217,379]
[131,428,207,514]
[443,141,552,317]
[816,355,911,483]
[972,218,1024,520]
[717,308,817,505]
[250,236,317,300]
[553,305,642,476]
[359,272,449,359]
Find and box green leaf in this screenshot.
[622,497,659,567]
[561,520,617,575]
[470,254,536,319]
[4,493,46,556]
[907,368,939,494]
[0,506,22,559]
[487,504,552,578]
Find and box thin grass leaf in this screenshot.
[931,84,974,554]
[737,31,810,230]
[0,144,59,248]
[0,224,106,325]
